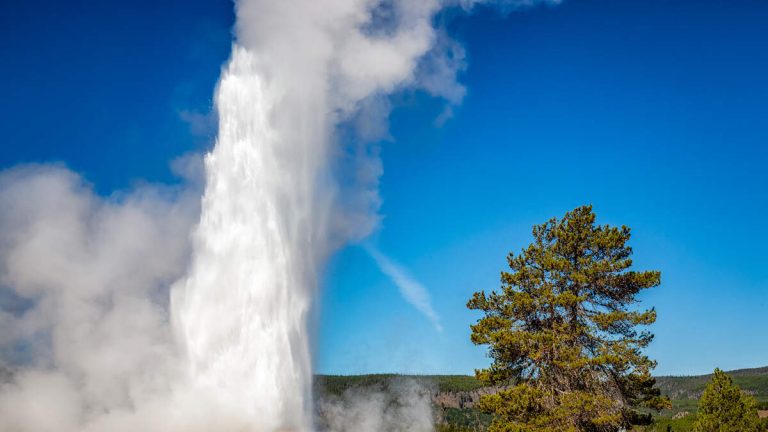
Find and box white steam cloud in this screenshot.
[0,0,559,431]
[365,245,443,332]
[0,163,201,432]
[317,378,435,432]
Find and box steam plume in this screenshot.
[0,163,200,432]
[0,1,559,431]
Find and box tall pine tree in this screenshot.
[468,205,668,431]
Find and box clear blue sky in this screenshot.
[2,0,766,376]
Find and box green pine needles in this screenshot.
[468,205,669,432]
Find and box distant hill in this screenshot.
[316,366,768,402]
[315,374,485,395]
[656,366,768,401]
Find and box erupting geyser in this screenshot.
[171,1,463,429]
[172,47,320,430]
[0,0,555,431]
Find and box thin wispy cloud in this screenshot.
[364,245,442,332]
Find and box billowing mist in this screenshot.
[0,0,558,431]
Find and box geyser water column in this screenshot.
[172,45,328,431]
[172,0,456,430]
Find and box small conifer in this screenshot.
[693,368,760,432]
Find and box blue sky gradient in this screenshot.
[2,0,766,376]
